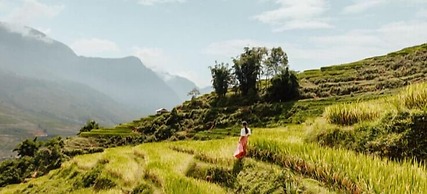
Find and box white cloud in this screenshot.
[133,47,169,71]
[203,19,427,72]
[291,20,427,69]
[0,1,6,11]
[2,23,53,43]
[137,0,186,6]
[71,38,120,57]
[35,26,51,35]
[132,47,203,86]
[254,0,332,31]
[343,0,427,14]
[342,0,385,14]
[4,0,64,25]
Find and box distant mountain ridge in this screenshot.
[0,23,182,114]
[157,72,198,101]
[0,22,190,158]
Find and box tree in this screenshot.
[78,120,99,134]
[34,137,66,173]
[264,47,288,88]
[266,67,299,102]
[266,47,288,76]
[187,87,200,100]
[13,137,40,157]
[232,47,267,96]
[209,62,232,98]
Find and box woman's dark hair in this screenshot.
[242,121,248,134]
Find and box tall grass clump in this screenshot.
[249,138,427,194]
[324,101,384,125]
[397,82,427,110]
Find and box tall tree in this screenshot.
[232,47,267,96]
[266,47,288,76]
[209,62,231,98]
[264,47,288,88]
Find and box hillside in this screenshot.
[0,41,426,192]
[0,23,182,115]
[298,43,427,98]
[75,44,427,143]
[0,23,191,158]
[0,70,134,159]
[1,126,426,193]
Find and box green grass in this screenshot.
[298,43,427,98]
[2,126,426,194]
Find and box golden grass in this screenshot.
[397,82,427,110]
[324,82,427,126]
[1,126,426,194]
[323,100,386,125]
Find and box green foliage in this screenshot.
[265,47,289,78]
[209,62,232,98]
[310,83,427,161]
[0,137,68,187]
[232,47,267,96]
[0,160,22,187]
[265,68,299,102]
[78,120,100,134]
[13,137,40,157]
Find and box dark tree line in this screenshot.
[209,47,299,103]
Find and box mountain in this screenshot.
[0,23,181,114]
[0,22,183,157]
[157,72,198,101]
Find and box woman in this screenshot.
[234,121,251,159]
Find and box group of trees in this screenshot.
[209,47,299,103]
[0,137,67,187]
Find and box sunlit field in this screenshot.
[2,125,426,194]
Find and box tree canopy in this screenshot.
[209,46,299,103]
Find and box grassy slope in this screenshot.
[298,43,427,98]
[1,126,426,193]
[1,44,426,192]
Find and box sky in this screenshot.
[0,0,426,87]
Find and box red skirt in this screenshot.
[234,136,248,159]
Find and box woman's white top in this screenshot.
[240,127,251,137]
